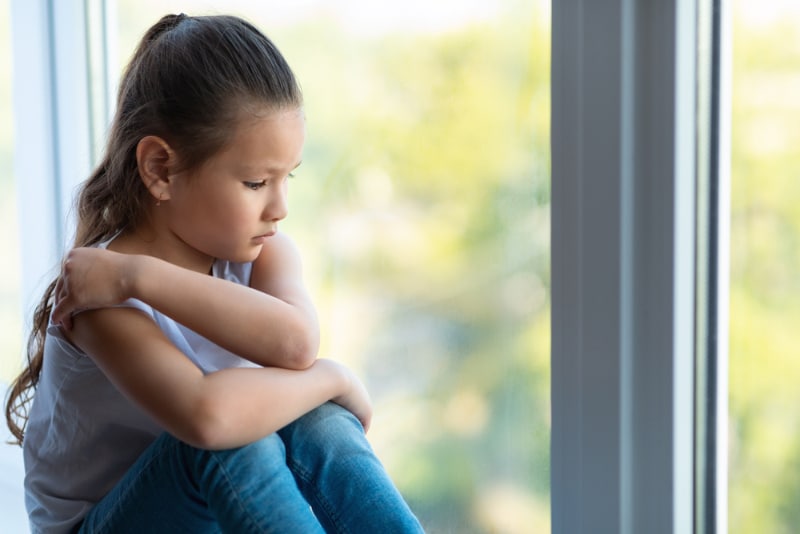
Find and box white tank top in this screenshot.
[23,250,256,533]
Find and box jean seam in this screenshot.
[206,450,266,534]
[286,455,350,534]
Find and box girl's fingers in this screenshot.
[51,297,67,326]
[52,277,71,326]
[52,299,75,331]
[54,277,64,303]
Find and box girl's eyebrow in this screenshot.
[238,161,302,175]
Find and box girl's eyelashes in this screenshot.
[244,172,296,189]
[243,180,267,190]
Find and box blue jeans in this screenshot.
[76,402,424,533]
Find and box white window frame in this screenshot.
[12,0,729,531]
[11,0,92,320]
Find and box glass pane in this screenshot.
[0,0,28,531]
[729,1,800,531]
[112,2,551,531]
[0,0,22,388]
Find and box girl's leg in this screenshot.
[77,432,324,534]
[278,402,425,533]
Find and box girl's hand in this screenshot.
[52,247,135,330]
[326,360,373,432]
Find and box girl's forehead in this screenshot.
[233,108,305,136]
[238,105,305,125]
[216,109,305,166]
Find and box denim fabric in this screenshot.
[76,403,423,533]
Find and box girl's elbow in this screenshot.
[180,397,230,450]
[184,424,226,450]
[284,337,317,370]
[282,321,319,370]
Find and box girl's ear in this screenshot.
[136,135,176,203]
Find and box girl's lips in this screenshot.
[253,231,276,241]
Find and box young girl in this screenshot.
[4,13,423,534]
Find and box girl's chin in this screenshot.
[240,245,264,263]
[210,241,264,264]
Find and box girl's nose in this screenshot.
[264,187,288,222]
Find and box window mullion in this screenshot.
[551,0,697,532]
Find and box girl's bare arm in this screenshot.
[67,306,371,449]
[52,232,319,369]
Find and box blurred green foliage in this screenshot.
[729,2,800,532]
[284,9,552,533]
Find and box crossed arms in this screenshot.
[52,232,371,450]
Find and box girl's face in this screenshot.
[165,108,305,264]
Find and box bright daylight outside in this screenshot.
[1,1,551,532]
[728,0,800,532]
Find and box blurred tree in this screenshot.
[729,2,800,532]
[282,7,551,532]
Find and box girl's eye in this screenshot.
[243,180,267,190]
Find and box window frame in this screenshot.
[11,0,93,320]
[694,0,731,532]
[550,0,725,532]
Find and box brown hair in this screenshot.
[5,13,303,444]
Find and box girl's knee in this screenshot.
[306,402,363,435]
[281,402,367,451]
[184,433,292,488]
[177,432,288,476]
[215,432,286,461]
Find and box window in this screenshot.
[0,0,26,528]
[728,1,800,531]
[0,0,21,386]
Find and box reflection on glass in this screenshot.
[113,1,551,531]
[729,1,800,531]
